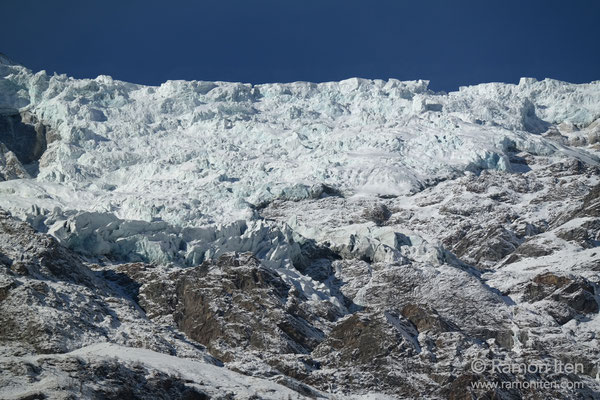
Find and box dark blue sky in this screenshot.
[2,0,599,92]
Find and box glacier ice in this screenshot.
[0,60,599,268]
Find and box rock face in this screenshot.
[1,59,600,398]
[0,109,54,180]
[0,109,48,165]
[136,253,327,362]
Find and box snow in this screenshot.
[0,343,318,399]
[69,342,317,399]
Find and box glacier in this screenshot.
[0,55,599,266]
[1,53,600,399]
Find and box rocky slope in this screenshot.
[0,54,600,398]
